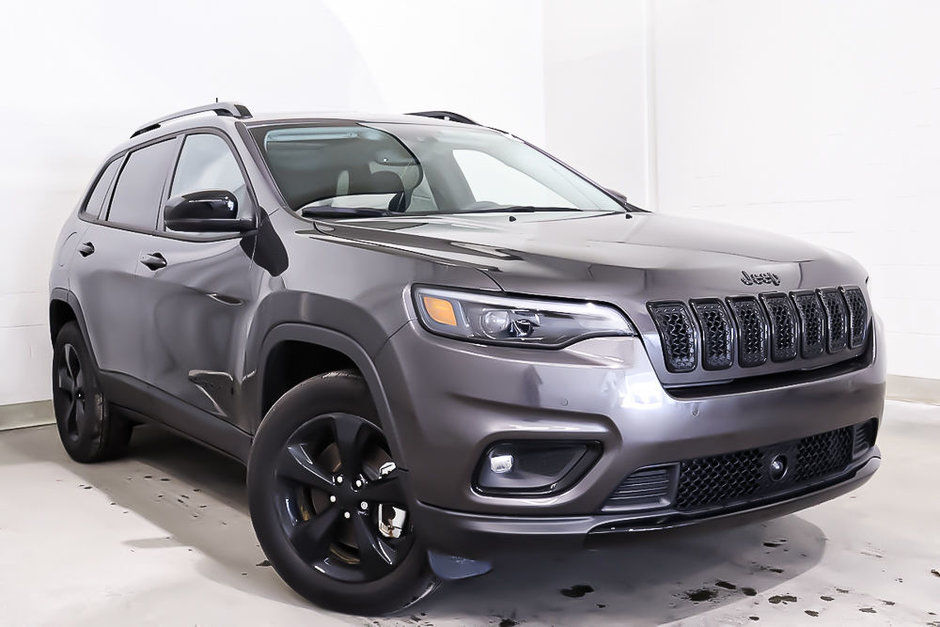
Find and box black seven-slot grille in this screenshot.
[603,419,877,512]
[649,286,869,373]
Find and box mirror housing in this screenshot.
[605,188,628,204]
[164,190,255,233]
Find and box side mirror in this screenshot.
[605,188,628,204]
[164,190,255,233]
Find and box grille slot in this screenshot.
[819,288,849,354]
[605,465,676,509]
[691,299,734,370]
[727,297,769,367]
[791,291,827,359]
[843,287,869,349]
[761,293,799,362]
[649,302,697,373]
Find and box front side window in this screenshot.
[170,133,249,214]
[82,158,123,218]
[251,123,623,216]
[107,139,177,229]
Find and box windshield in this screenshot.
[250,122,624,216]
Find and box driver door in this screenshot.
[135,132,264,430]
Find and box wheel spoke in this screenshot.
[352,510,396,578]
[358,469,406,504]
[332,414,366,478]
[64,344,81,383]
[290,506,342,562]
[72,398,86,436]
[57,366,75,396]
[276,445,335,491]
[65,399,78,434]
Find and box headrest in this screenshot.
[348,170,404,195]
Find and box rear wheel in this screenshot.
[248,371,437,614]
[52,322,132,463]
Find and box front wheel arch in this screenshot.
[254,324,407,469]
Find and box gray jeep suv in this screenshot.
[49,103,884,614]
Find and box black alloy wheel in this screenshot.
[274,411,413,582]
[248,371,436,614]
[51,321,131,462]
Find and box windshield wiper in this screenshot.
[460,205,581,214]
[300,206,392,219]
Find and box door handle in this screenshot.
[140,252,167,271]
[78,242,95,257]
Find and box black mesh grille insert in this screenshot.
[673,424,858,512]
[792,291,827,359]
[795,428,853,481]
[760,293,798,362]
[691,299,734,370]
[727,297,768,367]
[819,288,849,354]
[843,287,869,349]
[649,302,697,373]
[676,449,763,510]
[605,465,676,509]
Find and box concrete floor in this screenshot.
[0,401,937,626]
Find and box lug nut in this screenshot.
[329,495,336,503]
[355,479,362,488]
[343,511,351,519]
[360,501,368,510]
[335,475,343,484]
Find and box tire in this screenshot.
[52,322,132,463]
[248,370,438,615]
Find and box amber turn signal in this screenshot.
[422,296,458,326]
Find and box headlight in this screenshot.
[413,286,636,348]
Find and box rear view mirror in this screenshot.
[164,190,255,233]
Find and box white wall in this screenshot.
[542,0,651,205]
[543,0,940,381]
[0,0,546,405]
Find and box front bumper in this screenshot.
[373,319,885,557]
[411,451,879,558]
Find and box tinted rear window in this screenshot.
[82,158,122,218]
[107,139,177,229]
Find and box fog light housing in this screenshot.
[475,440,600,496]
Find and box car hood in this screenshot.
[312,211,867,302]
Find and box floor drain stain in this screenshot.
[684,588,718,602]
[560,584,594,598]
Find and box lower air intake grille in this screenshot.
[604,466,676,509]
[676,449,763,510]
[648,302,697,373]
[794,428,853,481]
[673,424,858,512]
[852,419,877,457]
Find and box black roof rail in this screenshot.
[406,110,478,125]
[131,102,252,138]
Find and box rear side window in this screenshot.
[82,158,122,218]
[170,134,249,213]
[107,139,177,229]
